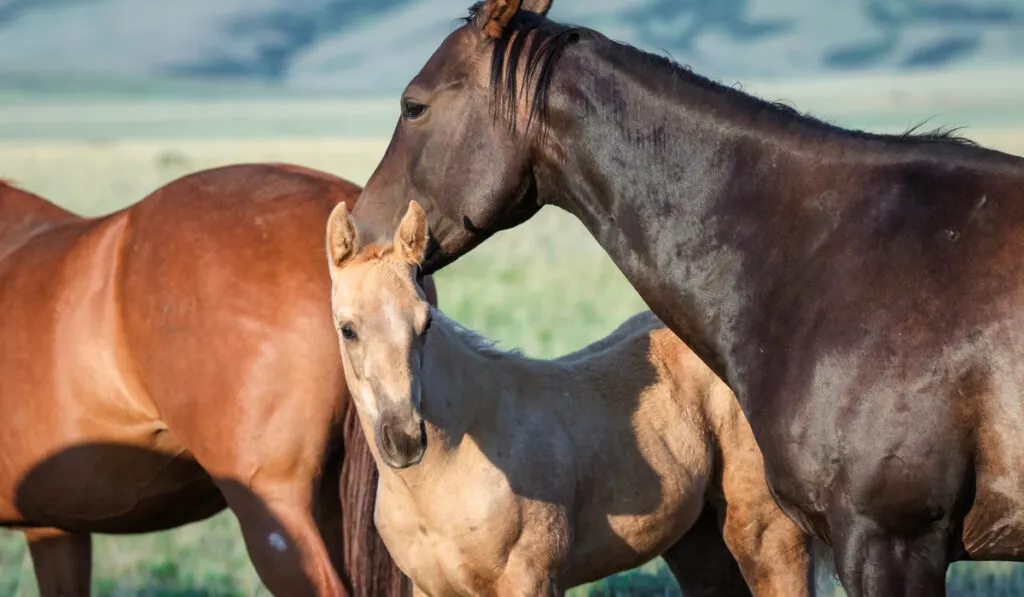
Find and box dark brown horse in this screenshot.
[0,163,433,596]
[350,1,1024,595]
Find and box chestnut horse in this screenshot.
[323,200,825,596]
[350,0,1024,595]
[0,164,432,596]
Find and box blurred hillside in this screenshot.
[1,0,1023,96]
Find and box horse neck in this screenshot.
[538,38,844,405]
[419,315,566,443]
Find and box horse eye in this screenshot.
[401,98,428,120]
[340,324,358,341]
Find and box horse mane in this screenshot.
[431,307,524,359]
[466,3,976,148]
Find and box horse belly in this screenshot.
[15,441,222,533]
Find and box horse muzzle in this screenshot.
[375,412,427,469]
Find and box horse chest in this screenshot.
[376,468,524,594]
[740,381,843,536]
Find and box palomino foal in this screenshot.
[324,201,820,596]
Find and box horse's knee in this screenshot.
[218,480,349,597]
[831,513,948,597]
[25,528,92,597]
[495,556,561,597]
[495,574,560,597]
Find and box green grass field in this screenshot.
[2,74,1024,595]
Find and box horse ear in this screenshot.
[473,0,522,39]
[326,202,358,270]
[394,201,429,266]
[521,0,552,16]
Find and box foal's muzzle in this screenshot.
[375,413,427,469]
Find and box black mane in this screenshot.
[465,2,581,132]
[464,3,976,147]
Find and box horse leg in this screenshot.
[24,527,91,597]
[718,498,814,597]
[830,511,948,597]
[661,504,752,597]
[494,574,562,597]
[314,431,346,579]
[495,555,562,597]
[217,480,350,597]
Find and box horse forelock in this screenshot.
[345,242,393,268]
[466,4,581,135]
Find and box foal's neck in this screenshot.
[419,314,567,443]
[540,37,846,407]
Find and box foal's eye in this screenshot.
[401,98,428,120]
[340,324,358,341]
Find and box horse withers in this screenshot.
[0,164,433,596]
[323,200,828,596]
[349,1,1024,595]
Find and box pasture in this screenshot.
[2,67,1024,595]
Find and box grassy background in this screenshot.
[2,75,1024,595]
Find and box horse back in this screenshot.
[0,181,81,262]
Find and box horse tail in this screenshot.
[340,403,412,597]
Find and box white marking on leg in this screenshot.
[268,532,288,552]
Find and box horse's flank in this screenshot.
[0,164,415,596]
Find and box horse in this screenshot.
[348,1,1024,595]
[321,199,826,596]
[0,163,435,596]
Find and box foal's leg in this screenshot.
[495,573,561,597]
[830,511,948,597]
[217,479,350,597]
[719,499,814,597]
[661,504,752,597]
[24,527,92,597]
[494,546,563,596]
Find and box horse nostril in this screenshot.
[381,423,397,455]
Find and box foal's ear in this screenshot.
[521,0,552,16]
[326,202,359,270]
[473,0,521,39]
[395,201,429,266]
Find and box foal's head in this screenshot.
[326,200,433,469]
